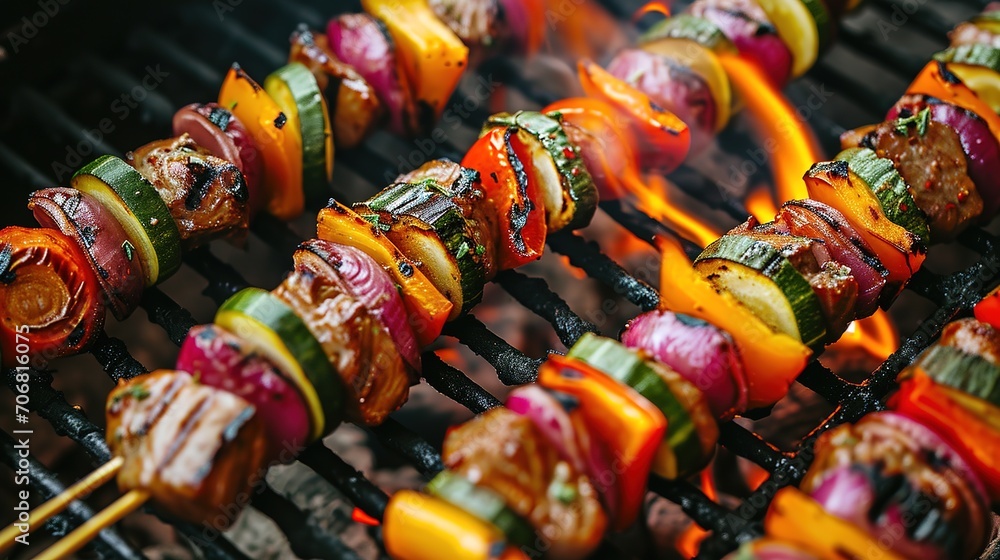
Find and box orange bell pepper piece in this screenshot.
[577,59,690,174]
[657,234,810,410]
[383,490,507,560]
[538,354,666,530]
[765,487,907,560]
[317,202,453,346]
[889,369,1000,504]
[907,60,1000,146]
[218,64,304,221]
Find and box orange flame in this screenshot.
[828,309,899,361]
[719,54,821,205]
[633,1,671,21]
[675,469,717,558]
[560,255,588,279]
[745,185,780,223]
[626,173,722,248]
[352,507,380,526]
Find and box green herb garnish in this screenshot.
[360,213,391,232]
[894,107,930,137]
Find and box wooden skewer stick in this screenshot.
[0,456,124,555]
[35,489,150,560]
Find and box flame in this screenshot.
[626,172,722,248]
[352,507,380,526]
[675,469,717,558]
[828,309,899,361]
[745,185,780,223]
[633,1,671,21]
[718,54,821,205]
[560,255,588,279]
[745,463,769,491]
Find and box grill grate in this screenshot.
[2,1,1000,559]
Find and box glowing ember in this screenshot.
[560,255,588,279]
[352,507,380,526]
[633,1,671,21]
[745,185,780,223]
[719,53,821,205]
[828,310,899,361]
[627,173,722,248]
[674,469,716,558]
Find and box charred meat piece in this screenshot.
[127,134,249,249]
[802,412,989,560]
[937,317,1000,366]
[442,407,607,559]
[272,250,412,425]
[289,27,383,149]
[429,0,501,49]
[106,370,268,525]
[845,119,984,239]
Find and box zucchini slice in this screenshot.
[567,333,711,479]
[915,345,1000,407]
[638,14,736,54]
[484,111,597,232]
[71,155,182,286]
[426,470,537,548]
[215,287,343,441]
[264,62,334,199]
[360,181,486,315]
[694,234,827,347]
[836,147,930,243]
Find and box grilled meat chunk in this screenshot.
[844,119,984,239]
[442,407,607,559]
[429,0,501,49]
[106,370,267,525]
[289,27,382,149]
[272,249,412,425]
[802,413,989,560]
[950,21,1000,49]
[127,134,249,248]
[937,317,1000,366]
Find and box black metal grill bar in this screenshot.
[420,352,505,413]
[369,421,445,479]
[0,430,144,560]
[441,316,542,386]
[494,270,601,347]
[547,232,661,312]
[252,486,362,560]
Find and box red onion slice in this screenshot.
[177,324,311,463]
[328,14,417,136]
[621,309,747,420]
[694,6,793,86]
[29,187,144,320]
[298,239,421,372]
[173,103,264,215]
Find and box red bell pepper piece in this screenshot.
[461,127,547,270]
[975,286,1000,330]
[537,354,666,530]
[889,369,1000,504]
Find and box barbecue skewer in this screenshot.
[0,457,124,555]
[33,489,149,560]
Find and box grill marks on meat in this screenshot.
[847,120,984,239]
[127,134,250,249]
[442,408,607,559]
[272,250,411,425]
[106,371,267,525]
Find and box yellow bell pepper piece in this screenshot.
[384,490,507,560]
[362,0,469,120]
[657,235,810,410]
[765,487,907,560]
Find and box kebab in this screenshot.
[722,304,1000,559]
[2,0,981,557]
[0,0,869,369]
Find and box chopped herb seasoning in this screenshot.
[360,213,391,232]
[894,107,930,136]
